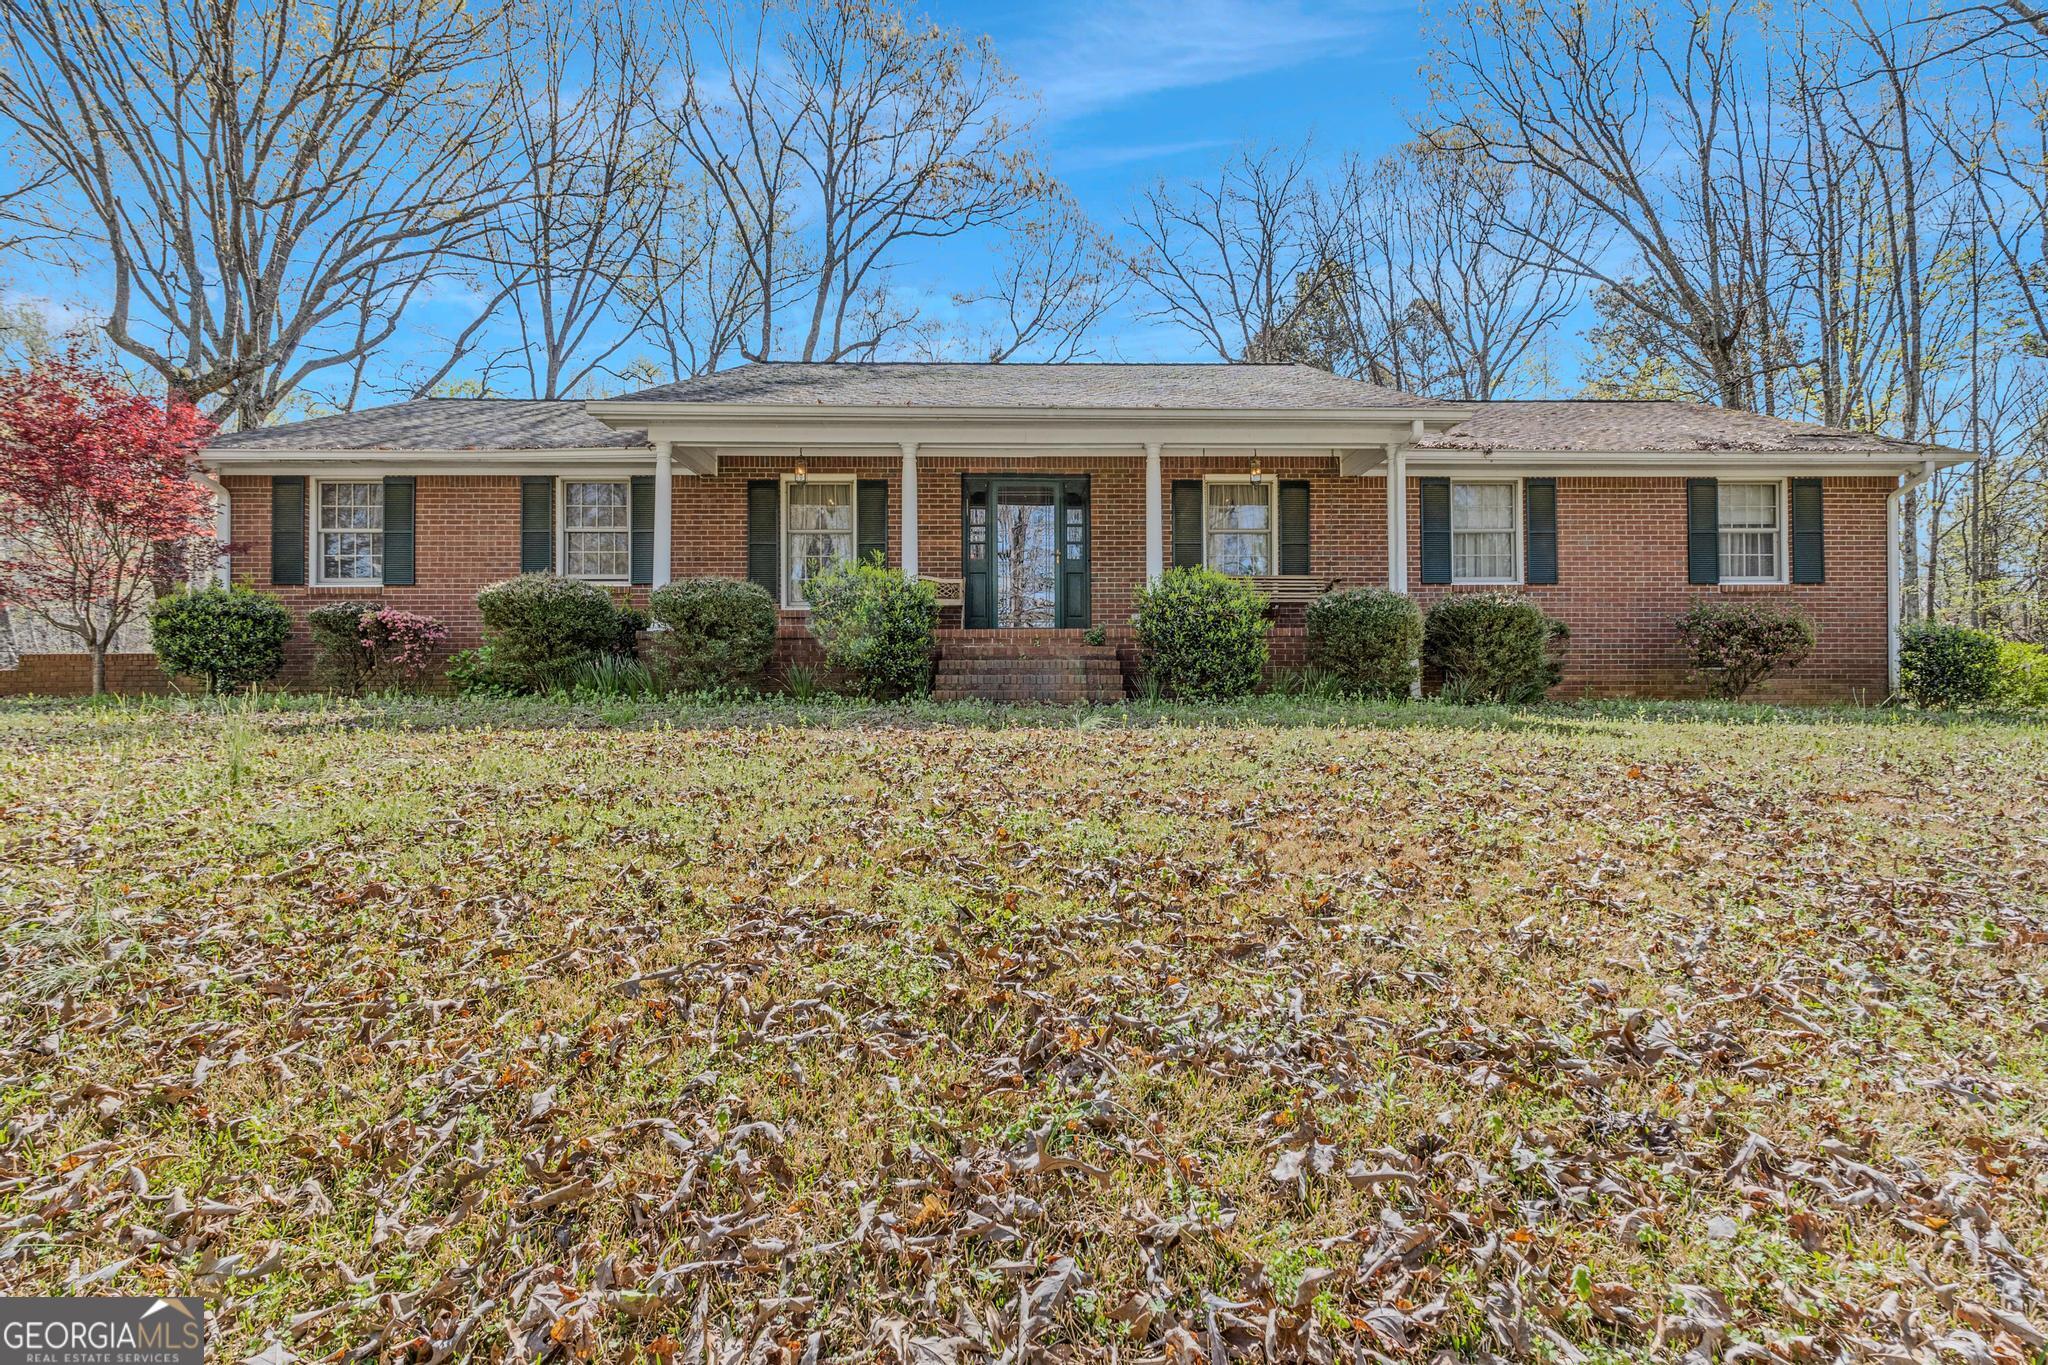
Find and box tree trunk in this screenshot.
[90,640,108,696]
[1902,488,1921,623]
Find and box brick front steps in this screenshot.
[931,630,1127,704]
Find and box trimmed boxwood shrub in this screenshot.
[149,585,291,693]
[475,573,623,692]
[649,577,779,691]
[1675,599,1816,700]
[803,557,939,700]
[1423,592,1568,703]
[1305,587,1421,698]
[1132,567,1270,700]
[1898,622,2000,708]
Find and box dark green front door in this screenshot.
[963,476,1090,628]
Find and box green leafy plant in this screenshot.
[613,607,649,658]
[1083,624,1108,647]
[360,609,449,689]
[802,557,938,700]
[474,574,623,693]
[309,602,448,693]
[444,645,526,697]
[780,663,824,701]
[1993,639,2048,709]
[1423,592,1568,704]
[1131,567,1270,701]
[308,600,379,694]
[1675,600,1816,700]
[567,652,662,699]
[1898,622,2000,708]
[148,585,291,693]
[1305,587,1422,698]
[648,577,778,691]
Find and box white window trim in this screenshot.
[1449,477,1524,587]
[557,476,633,585]
[310,477,385,587]
[779,473,859,610]
[1716,477,1790,586]
[1200,474,1278,577]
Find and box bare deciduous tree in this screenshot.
[1430,0,1790,410]
[660,0,1044,364]
[1123,145,1327,364]
[0,0,520,428]
[1315,140,1591,399]
[467,0,673,399]
[915,191,1123,363]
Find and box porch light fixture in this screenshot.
[1248,456,1263,484]
[793,460,808,483]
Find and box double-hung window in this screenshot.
[1203,478,1273,576]
[1450,480,1518,584]
[784,477,856,606]
[1717,481,1783,583]
[316,480,383,584]
[562,480,631,580]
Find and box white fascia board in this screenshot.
[203,448,657,476]
[597,403,1471,451]
[1407,447,1974,476]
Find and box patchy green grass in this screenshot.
[2,696,2046,1363]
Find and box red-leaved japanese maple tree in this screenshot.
[0,361,218,693]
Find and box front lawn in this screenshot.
[3,697,2045,1361]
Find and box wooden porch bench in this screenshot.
[1239,575,1335,606]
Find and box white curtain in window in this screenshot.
[1205,482,1272,576]
[1451,482,1516,582]
[786,481,855,605]
[1718,483,1780,580]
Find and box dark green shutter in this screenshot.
[746,480,779,596]
[270,477,306,586]
[1686,478,1720,585]
[629,474,655,585]
[520,477,554,573]
[381,477,416,586]
[857,480,888,565]
[1059,478,1091,627]
[1790,478,1824,584]
[1523,478,1557,585]
[1277,480,1310,576]
[1418,477,1451,585]
[1171,481,1203,568]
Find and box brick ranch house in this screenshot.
[2,362,1972,701]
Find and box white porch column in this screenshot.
[900,441,919,577]
[652,442,673,588]
[1143,441,1164,582]
[1385,442,1408,594]
[194,468,231,586]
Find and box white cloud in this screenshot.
[1013,0,1388,122]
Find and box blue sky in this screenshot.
[916,0,1435,360]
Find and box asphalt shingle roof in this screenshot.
[610,362,1445,409]
[1417,400,1937,455]
[207,398,648,451]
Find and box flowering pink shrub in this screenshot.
[359,608,449,688]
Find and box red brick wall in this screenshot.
[223,473,652,682]
[0,653,180,696]
[1405,476,1892,703]
[190,466,1893,702]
